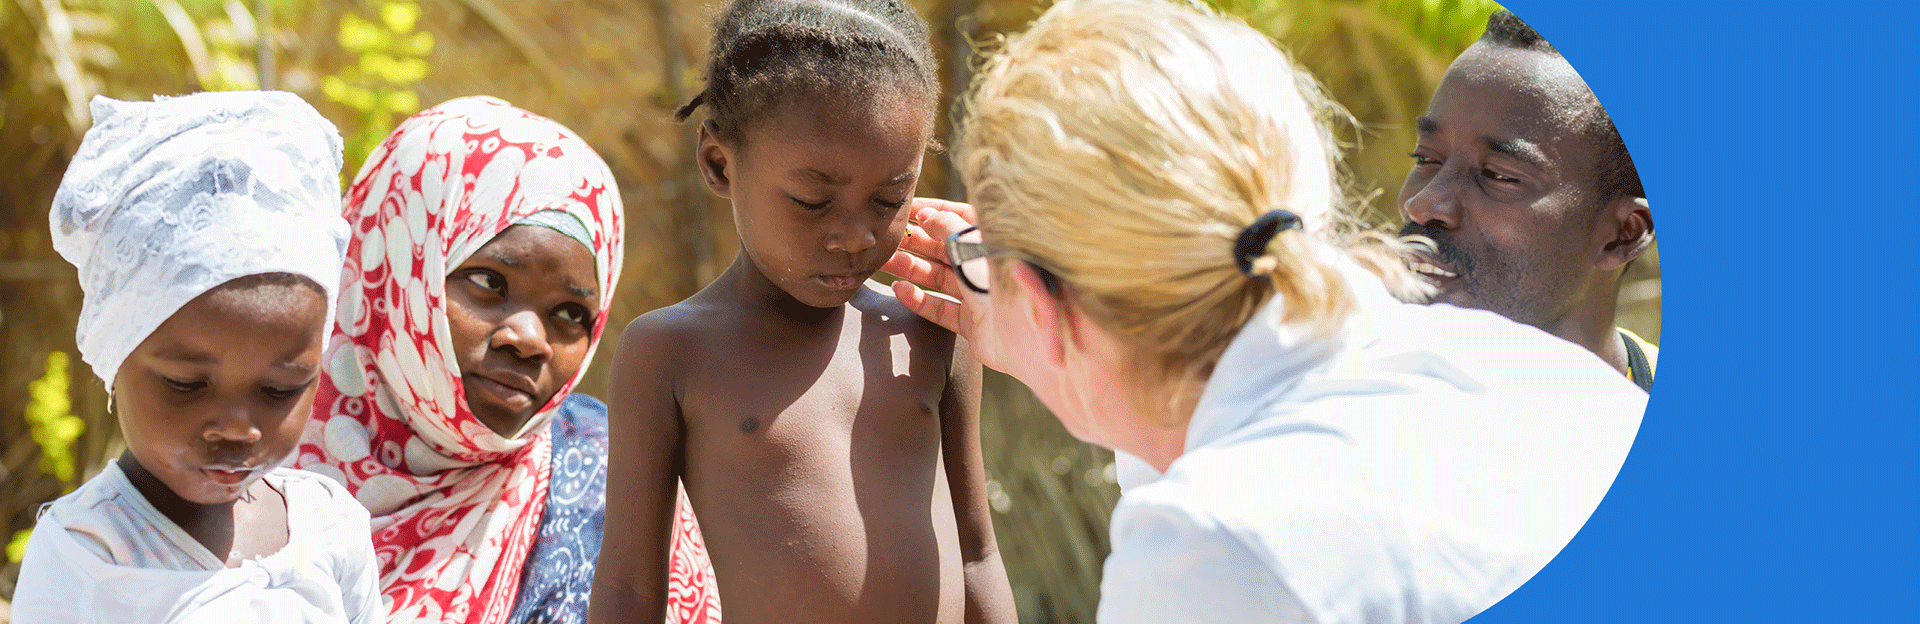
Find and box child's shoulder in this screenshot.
[32,463,208,569]
[268,467,372,526]
[13,479,117,622]
[851,283,972,379]
[33,466,134,563]
[267,465,346,493]
[610,295,741,394]
[622,291,736,348]
[853,281,955,340]
[40,462,129,516]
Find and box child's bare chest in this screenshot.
[679,321,948,477]
[673,318,966,622]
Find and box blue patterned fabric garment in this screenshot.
[506,393,610,624]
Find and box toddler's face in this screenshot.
[113,276,327,505]
[715,93,931,308]
[445,225,598,437]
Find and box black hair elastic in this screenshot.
[1233,209,1302,277]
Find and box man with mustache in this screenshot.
[1114,8,1658,494]
[1398,10,1656,391]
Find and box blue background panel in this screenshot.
[1474,1,1920,621]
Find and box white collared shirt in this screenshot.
[1099,266,1646,624]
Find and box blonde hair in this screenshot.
[956,0,1423,422]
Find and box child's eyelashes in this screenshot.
[790,195,910,211]
[261,382,312,401]
[159,373,312,400]
[161,376,207,393]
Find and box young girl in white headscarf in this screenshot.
[12,91,377,623]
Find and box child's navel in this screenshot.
[740,416,761,434]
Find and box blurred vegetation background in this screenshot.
[0,0,1658,621]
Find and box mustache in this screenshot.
[1396,220,1441,240]
[1395,221,1472,274]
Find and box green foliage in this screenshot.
[6,529,30,564]
[1201,0,1503,224]
[24,352,84,483]
[322,0,433,175]
[201,12,261,91]
[1384,0,1506,48]
[1206,0,1500,49]
[147,0,269,93]
[975,373,1117,624]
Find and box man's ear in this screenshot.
[1008,262,1068,369]
[696,119,733,198]
[1596,196,1653,271]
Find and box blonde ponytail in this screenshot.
[958,0,1423,423]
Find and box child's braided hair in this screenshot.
[675,0,940,148]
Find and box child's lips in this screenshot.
[201,465,258,486]
[818,272,867,290]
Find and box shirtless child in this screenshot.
[587,0,1015,623]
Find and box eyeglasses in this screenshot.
[945,224,1060,295]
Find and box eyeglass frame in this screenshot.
[945,224,1062,296]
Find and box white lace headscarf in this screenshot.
[50,91,349,389]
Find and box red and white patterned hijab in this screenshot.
[295,96,622,623]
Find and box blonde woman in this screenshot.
[882,0,1648,621]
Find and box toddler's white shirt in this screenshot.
[13,463,381,624]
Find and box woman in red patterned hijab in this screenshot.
[296,96,720,624]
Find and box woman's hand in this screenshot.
[885,198,1005,372]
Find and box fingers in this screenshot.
[892,196,984,339]
[908,198,978,243]
[911,197,979,224]
[883,247,966,299]
[897,222,949,261]
[892,196,978,295]
[892,279,969,338]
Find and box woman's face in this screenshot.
[976,254,1150,454]
[445,224,599,437]
[114,276,327,505]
